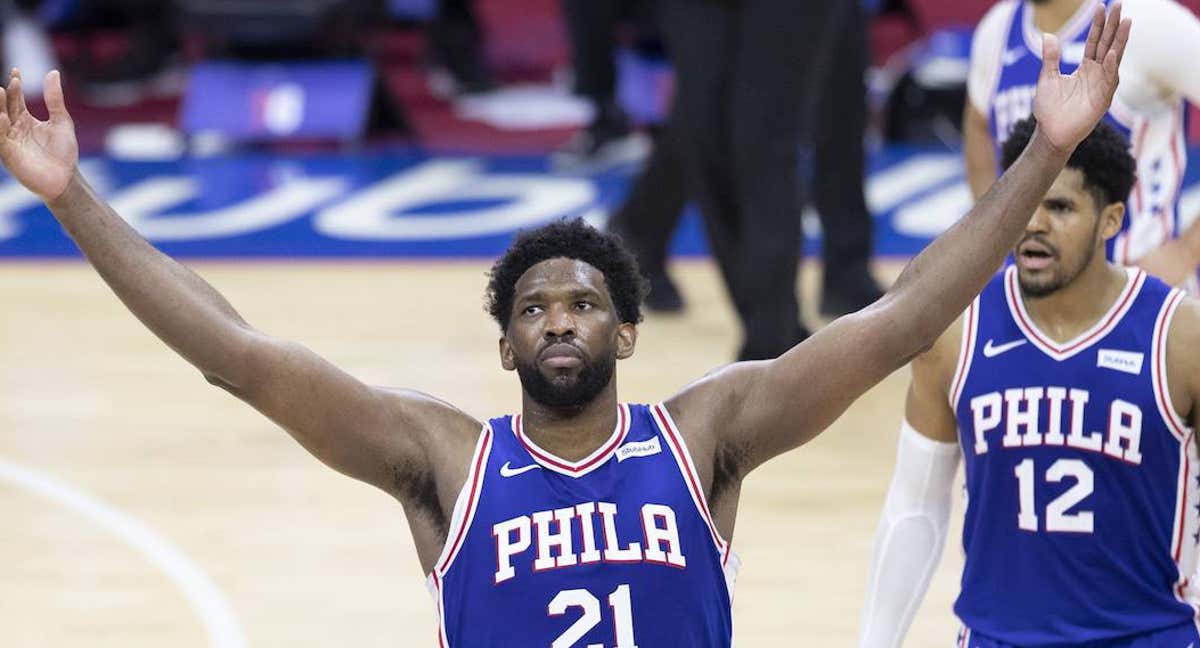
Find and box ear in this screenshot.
[1099,201,1125,241]
[499,336,516,371]
[615,322,638,360]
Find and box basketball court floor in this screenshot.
[0,257,970,647]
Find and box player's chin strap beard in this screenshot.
[515,351,616,411]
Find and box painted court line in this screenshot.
[0,457,247,648]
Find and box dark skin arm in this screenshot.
[666,6,1132,537]
[0,70,479,573]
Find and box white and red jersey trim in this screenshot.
[426,424,494,648]
[949,297,981,411]
[513,404,631,478]
[1150,288,1200,625]
[1005,266,1146,361]
[650,402,741,602]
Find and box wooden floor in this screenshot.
[0,258,968,647]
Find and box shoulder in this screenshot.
[1166,294,1200,378]
[972,0,1019,54]
[376,386,484,456]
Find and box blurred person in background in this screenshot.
[428,0,494,95]
[963,0,1200,291]
[554,0,657,168]
[610,0,884,340]
[2,0,58,93]
[656,0,836,360]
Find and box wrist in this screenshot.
[45,167,86,208]
[1027,126,1075,166]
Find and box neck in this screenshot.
[1031,0,1087,34]
[1021,258,1128,342]
[521,379,620,462]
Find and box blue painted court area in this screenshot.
[1,145,1197,259]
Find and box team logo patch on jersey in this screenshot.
[1097,349,1144,375]
[617,436,662,462]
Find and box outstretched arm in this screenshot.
[2,70,480,498]
[669,4,1132,474]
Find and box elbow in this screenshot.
[866,297,941,366]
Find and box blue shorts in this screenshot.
[956,622,1200,648]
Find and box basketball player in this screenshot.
[1,6,1127,644]
[858,115,1200,647]
[965,0,1200,290]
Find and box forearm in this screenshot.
[883,129,1069,355]
[859,421,958,648]
[48,170,251,380]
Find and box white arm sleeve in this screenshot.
[858,421,960,648]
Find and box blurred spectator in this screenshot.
[810,0,884,317]
[1,0,60,93]
[428,0,493,95]
[553,0,653,170]
[656,0,839,361]
[612,0,883,340]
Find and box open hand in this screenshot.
[0,69,78,202]
[1033,2,1132,154]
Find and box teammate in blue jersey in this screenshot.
[859,116,1200,646]
[964,0,1200,290]
[0,5,1130,645]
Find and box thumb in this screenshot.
[44,70,70,123]
[1040,33,1062,79]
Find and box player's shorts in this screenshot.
[956,622,1200,648]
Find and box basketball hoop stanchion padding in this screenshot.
[180,61,375,143]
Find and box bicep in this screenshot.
[721,307,914,469]
[223,329,478,493]
[905,350,960,444]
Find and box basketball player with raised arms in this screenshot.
[0,6,1128,646]
[964,0,1200,291]
[858,116,1200,647]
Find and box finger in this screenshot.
[1104,18,1132,82]
[1097,1,1121,61]
[1083,3,1104,61]
[6,69,26,118]
[1040,33,1062,80]
[44,70,69,123]
[0,97,10,140]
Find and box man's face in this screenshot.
[499,258,637,409]
[1013,168,1123,297]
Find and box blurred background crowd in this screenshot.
[2,0,1199,359]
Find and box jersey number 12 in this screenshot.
[1014,458,1094,533]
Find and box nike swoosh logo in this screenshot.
[1001,46,1026,66]
[499,461,541,478]
[982,338,1028,358]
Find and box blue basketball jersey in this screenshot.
[428,403,739,647]
[987,0,1190,274]
[950,267,1198,644]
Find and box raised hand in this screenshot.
[0,69,78,201]
[1033,2,1132,154]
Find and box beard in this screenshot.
[515,351,616,410]
[1017,234,1099,298]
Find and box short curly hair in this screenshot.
[485,219,649,331]
[1000,116,1136,208]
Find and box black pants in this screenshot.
[661,0,834,359]
[612,0,874,359]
